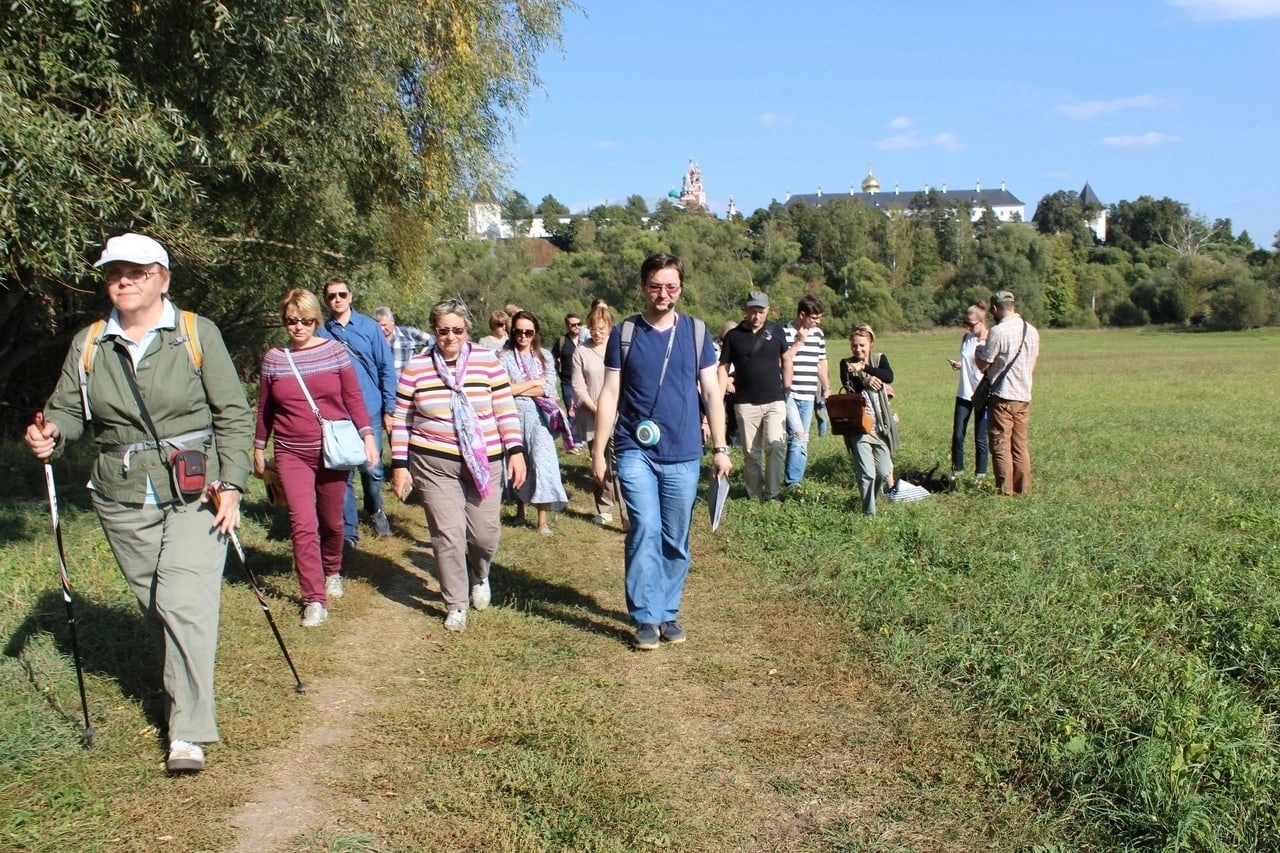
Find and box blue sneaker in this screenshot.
[660,621,686,644]
[634,624,660,650]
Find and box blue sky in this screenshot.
[508,0,1280,244]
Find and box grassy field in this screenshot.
[2,326,1279,851]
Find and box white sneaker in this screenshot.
[324,574,344,599]
[300,601,328,627]
[593,513,613,525]
[471,580,491,611]
[167,739,205,772]
[444,609,468,632]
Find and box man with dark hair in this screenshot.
[976,290,1040,495]
[719,291,788,502]
[319,278,397,542]
[782,294,829,487]
[551,312,582,447]
[591,253,731,650]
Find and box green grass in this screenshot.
[723,326,1280,851]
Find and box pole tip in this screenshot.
[294,683,307,694]
[82,727,95,748]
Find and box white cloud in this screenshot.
[595,140,619,150]
[1100,131,1182,147]
[1056,94,1165,119]
[876,129,964,152]
[1045,170,1073,180]
[887,115,914,130]
[1167,0,1280,20]
[758,112,794,127]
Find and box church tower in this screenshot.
[679,160,707,210]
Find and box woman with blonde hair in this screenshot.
[947,301,989,482]
[254,288,378,628]
[839,323,927,513]
[571,304,616,524]
[478,309,509,352]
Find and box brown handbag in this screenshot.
[825,391,875,436]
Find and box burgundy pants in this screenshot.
[275,444,350,605]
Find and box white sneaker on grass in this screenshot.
[300,601,328,627]
[444,609,468,632]
[887,481,930,503]
[324,574,344,599]
[471,580,491,611]
[167,739,205,772]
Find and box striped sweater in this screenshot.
[390,345,523,464]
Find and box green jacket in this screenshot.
[43,305,254,504]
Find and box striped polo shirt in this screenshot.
[783,322,828,400]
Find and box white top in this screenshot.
[955,332,983,401]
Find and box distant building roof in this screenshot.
[1080,182,1103,208]
[785,185,1024,211]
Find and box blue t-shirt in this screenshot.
[606,313,716,463]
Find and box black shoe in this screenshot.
[371,510,391,537]
[343,537,357,556]
[634,623,660,650]
[659,621,686,644]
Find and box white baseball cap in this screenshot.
[94,233,170,269]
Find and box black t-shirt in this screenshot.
[552,334,577,383]
[719,320,786,404]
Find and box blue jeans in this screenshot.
[951,397,989,475]
[615,451,701,626]
[784,394,815,487]
[343,422,385,541]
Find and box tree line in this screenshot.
[439,188,1280,344]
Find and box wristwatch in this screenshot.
[713,445,730,455]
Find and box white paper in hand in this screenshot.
[707,474,729,532]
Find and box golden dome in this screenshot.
[861,168,880,193]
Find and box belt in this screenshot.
[104,427,214,472]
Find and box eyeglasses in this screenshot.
[284,316,317,327]
[435,326,467,337]
[644,283,681,293]
[512,328,535,338]
[325,291,350,301]
[568,322,581,328]
[105,269,160,284]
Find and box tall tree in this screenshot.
[536,194,570,217]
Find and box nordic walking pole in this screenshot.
[207,487,307,694]
[34,414,94,748]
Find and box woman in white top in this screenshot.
[947,301,989,481]
[571,304,615,524]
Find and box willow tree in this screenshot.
[0,0,573,425]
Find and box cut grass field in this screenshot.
[2,326,1278,851]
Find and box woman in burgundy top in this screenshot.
[254,288,377,627]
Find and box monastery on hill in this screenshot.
[782,169,1026,222]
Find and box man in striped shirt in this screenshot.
[782,295,830,488]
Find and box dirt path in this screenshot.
[221,486,1033,851]
[226,557,432,852]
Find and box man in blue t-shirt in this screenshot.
[319,277,397,547]
[591,253,732,651]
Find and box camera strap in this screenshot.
[644,317,680,420]
[115,346,183,502]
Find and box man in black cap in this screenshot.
[718,291,788,501]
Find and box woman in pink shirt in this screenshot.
[254,289,377,628]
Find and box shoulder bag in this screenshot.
[284,347,366,471]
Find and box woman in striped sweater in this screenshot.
[390,298,527,632]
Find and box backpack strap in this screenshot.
[76,310,206,421]
[77,319,109,421]
[620,313,706,371]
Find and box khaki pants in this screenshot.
[410,453,504,611]
[735,401,787,500]
[987,397,1032,495]
[93,494,227,744]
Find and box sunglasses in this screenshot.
[512,328,535,338]
[644,283,681,293]
[325,291,350,300]
[435,326,467,337]
[568,322,581,328]
[284,316,318,327]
